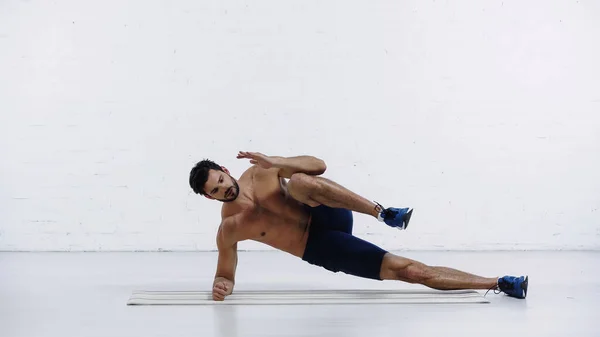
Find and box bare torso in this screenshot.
[219,166,312,258]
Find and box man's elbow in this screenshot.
[313,158,327,175]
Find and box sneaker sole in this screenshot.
[401,208,413,230]
[523,275,528,298]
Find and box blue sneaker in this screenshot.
[375,202,413,230]
[495,275,528,299]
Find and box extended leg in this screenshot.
[302,222,527,298]
[379,253,497,290]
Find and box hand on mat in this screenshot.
[237,151,275,169]
[212,279,233,301]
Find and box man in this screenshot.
[189,152,528,301]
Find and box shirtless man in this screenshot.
[189,152,528,301]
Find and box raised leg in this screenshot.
[379,253,498,290]
[286,173,381,217]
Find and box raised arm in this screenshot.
[212,221,238,301]
[237,151,326,178]
[272,155,327,178]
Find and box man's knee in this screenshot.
[287,173,320,206]
[380,254,433,283]
[403,264,434,283]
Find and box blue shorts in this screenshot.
[301,205,388,280]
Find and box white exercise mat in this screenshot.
[127,289,490,305]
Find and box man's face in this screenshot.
[203,169,239,202]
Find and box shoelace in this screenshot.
[374,201,394,219]
[485,279,514,297]
[484,284,501,297]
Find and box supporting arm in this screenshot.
[212,220,238,301]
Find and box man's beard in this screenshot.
[221,178,240,202]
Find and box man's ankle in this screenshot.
[372,203,383,218]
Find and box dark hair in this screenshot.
[189,159,223,195]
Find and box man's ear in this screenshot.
[221,166,230,175]
[204,194,215,200]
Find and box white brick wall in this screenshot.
[1,0,599,251]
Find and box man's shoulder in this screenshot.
[218,204,251,246]
[220,202,237,219]
[216,220,236,247]
[216,211,245,249]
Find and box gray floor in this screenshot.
[1,251,598,337]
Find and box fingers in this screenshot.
[213,291,225,301]
[215,282,228,293]
[212,288,226,301]
[212,283,229,301]
[236,151,263,159]
[236,151,252,158]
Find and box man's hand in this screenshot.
[236,151,278,169]
[212,277,234,301]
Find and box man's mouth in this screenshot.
[225,188,232,198]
